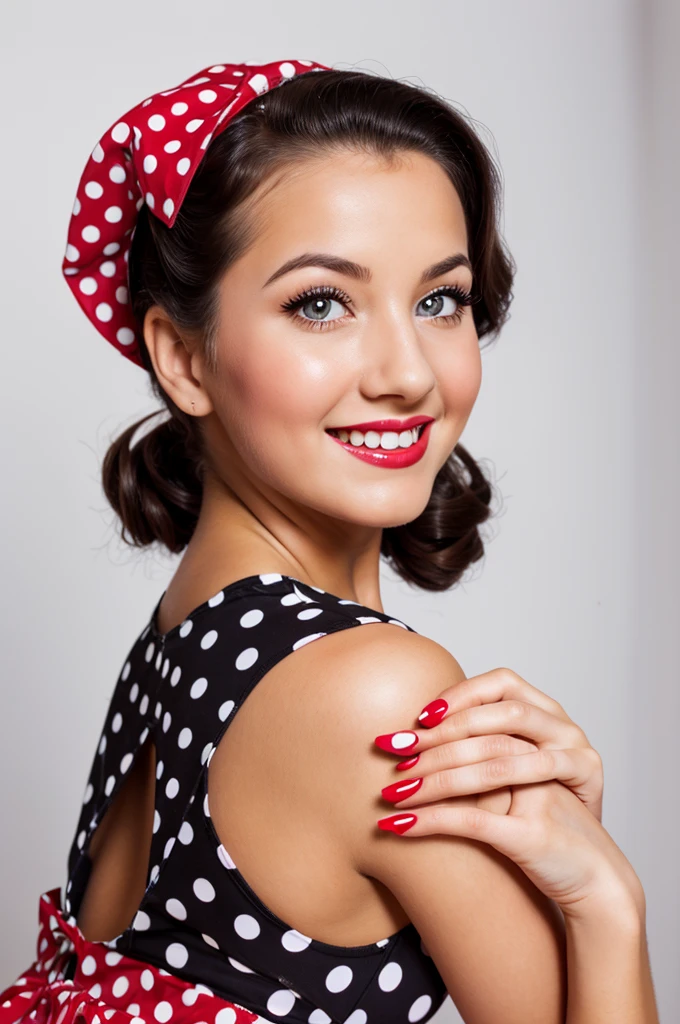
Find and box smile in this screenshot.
[325,422,433,468]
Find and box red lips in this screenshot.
[327,416,434,432]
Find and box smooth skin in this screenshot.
[80,147,656,1022]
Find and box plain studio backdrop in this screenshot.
[1,1,678,1020]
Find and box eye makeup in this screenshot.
[279,282,475,332]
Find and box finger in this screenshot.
[417,667,571,729]
[377,800,528,859]
[381,748,593,809]
[375,700,583,756]
[393,733,538,777]
[437,699,585,750]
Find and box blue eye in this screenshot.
[416,286,473,324]
[280,285,352,331]
[280,282,474,331]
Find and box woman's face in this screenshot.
[201,148,482,531]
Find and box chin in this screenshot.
[322,493,432,530]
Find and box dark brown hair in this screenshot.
[102,68,515,591]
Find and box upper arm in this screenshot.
[282,623,568,1024]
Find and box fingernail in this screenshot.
[381,777,423,803]
[418,698,448,728]
[377,813,418,834]
[374,731,419,753]
[396,753,421,771]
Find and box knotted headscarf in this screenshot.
[61,59,331,368]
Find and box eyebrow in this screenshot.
[263,251,473,288]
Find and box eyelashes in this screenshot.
[279,283,476,332]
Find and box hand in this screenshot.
[374,668,642,913]
[376,666,603,819]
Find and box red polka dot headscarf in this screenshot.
[62,59,331,369]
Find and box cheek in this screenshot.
[438,330,482,415]
[216,331,344,441]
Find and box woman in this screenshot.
[0,58,657,1023]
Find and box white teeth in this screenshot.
[331,424,424,449]
[378,432,399,450]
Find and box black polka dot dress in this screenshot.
[62,573,448,1024]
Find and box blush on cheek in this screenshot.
[450,343,482,409]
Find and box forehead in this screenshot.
[243,148,468,259]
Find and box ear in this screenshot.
[142,305,214,416]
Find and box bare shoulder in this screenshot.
[254,621,568,1024]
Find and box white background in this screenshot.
[1,1,677,1020]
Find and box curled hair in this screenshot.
[102,68,515,590]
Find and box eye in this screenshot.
[280,285,352,332]
[416,284,474,326]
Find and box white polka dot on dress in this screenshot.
[343,1011,367,1024]
[80,955,97,976]
[233,914,260,940]
[324,965,353,993]
[178,821,193,845]
[281,929,312,952]
[266,989,296,1016]
[235,647,258,670]
[153,999,173,1022]
[193,878,216,903]
[165,942,188,969]
[140,968,155,990]
[218,699,234,721]
[408,994,434,1021]
[200,629,218,650]
[112,975,129,997]
[378,961,403,991]
[190,677,208,699]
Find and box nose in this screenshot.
[358,307,437,405]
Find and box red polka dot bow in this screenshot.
[0,888,259,1023]
[61,59,331,369]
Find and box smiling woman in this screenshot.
[2,58,657,1024]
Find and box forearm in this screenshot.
[563,886,659,1024]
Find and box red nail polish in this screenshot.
[417,698,448,728]
[381,777,423,803]
[378,813,418,834]
[374,731,419,753]
[396,753,421,771]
